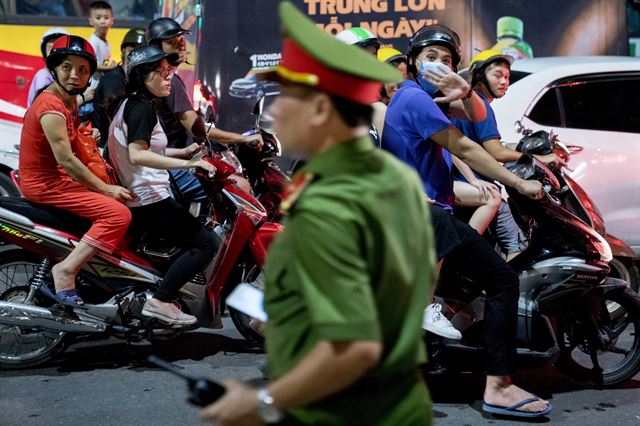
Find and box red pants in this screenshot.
[21,176,131,254]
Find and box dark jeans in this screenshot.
[130,197,218,302]
[431,205,518,376]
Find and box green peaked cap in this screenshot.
[278,1,402,84]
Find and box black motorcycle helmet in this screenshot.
[146,18,191,46]
[121,27,146,50]
[125,45,180,93]
[406,24,462,73]
[46,35,97,95]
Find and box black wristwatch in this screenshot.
[257,388,284,423]
[463,88,474,99]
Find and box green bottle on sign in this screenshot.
[492,16,534,60]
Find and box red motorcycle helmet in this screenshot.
[46,35,97,75]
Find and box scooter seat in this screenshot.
[0,196,91,238]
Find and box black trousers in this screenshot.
[431,205,518,376]
[130,197,218,302]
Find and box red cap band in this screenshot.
[279,38,382,104]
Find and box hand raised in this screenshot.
[423,67,470,103]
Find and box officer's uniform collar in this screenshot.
[299,136,374,178]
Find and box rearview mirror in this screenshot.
[514,120,523,134]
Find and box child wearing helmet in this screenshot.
[19,35,134,306]
[27,28,69,106]
[107,45,218,326]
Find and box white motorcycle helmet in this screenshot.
[335,27,381,52]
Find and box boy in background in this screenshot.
[88,1,117,76]
[82,1,116,119]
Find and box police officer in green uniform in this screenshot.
[200,2,434,425]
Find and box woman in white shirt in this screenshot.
[107,45,218,326]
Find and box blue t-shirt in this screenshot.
[450,94,501,182]
[381,80,455,211]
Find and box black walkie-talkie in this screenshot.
[147,355,226,407]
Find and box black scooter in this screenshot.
[428,128,640,387]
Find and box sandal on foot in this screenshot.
[482,396,552,418]
[55,289,85,306]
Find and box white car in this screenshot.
[492,56,640,259]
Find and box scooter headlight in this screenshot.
[592,230,613,263]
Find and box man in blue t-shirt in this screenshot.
[382,25,552,418]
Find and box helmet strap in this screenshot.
[478,72,498,100]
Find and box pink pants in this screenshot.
[22,177,131,254]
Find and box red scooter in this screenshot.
[0,148,282,369]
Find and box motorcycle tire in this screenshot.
[0,172,20,197]
[226,265,265,347]
[557,286,640,387]
[607,257,640,320]
[228,306,264,346]
[0,250,69,369]
[609,256,640,293]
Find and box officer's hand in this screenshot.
[199,380,263,426]
[424,67,470,103]
[103,185,134,203]
[105,59,117,70]
[243,133,264,150]
[515,179,543,200]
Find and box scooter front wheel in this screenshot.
[227,266,265,346]
[557,286,640,387]
[229,306,264,346]
[0,250,68,369]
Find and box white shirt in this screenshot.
[108,99,172,208]
[89,33,111,79]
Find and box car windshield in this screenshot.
[509,70,532,85]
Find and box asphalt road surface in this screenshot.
[1,316,639,426]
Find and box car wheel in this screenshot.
[0,173,19,197]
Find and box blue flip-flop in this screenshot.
[54,289,85,306]
[482,396,552,418]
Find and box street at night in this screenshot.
[2,316,639,425]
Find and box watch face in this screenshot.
[258,389,284,423]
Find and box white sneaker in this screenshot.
[422,303,462,340]
[142,298,197,326]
